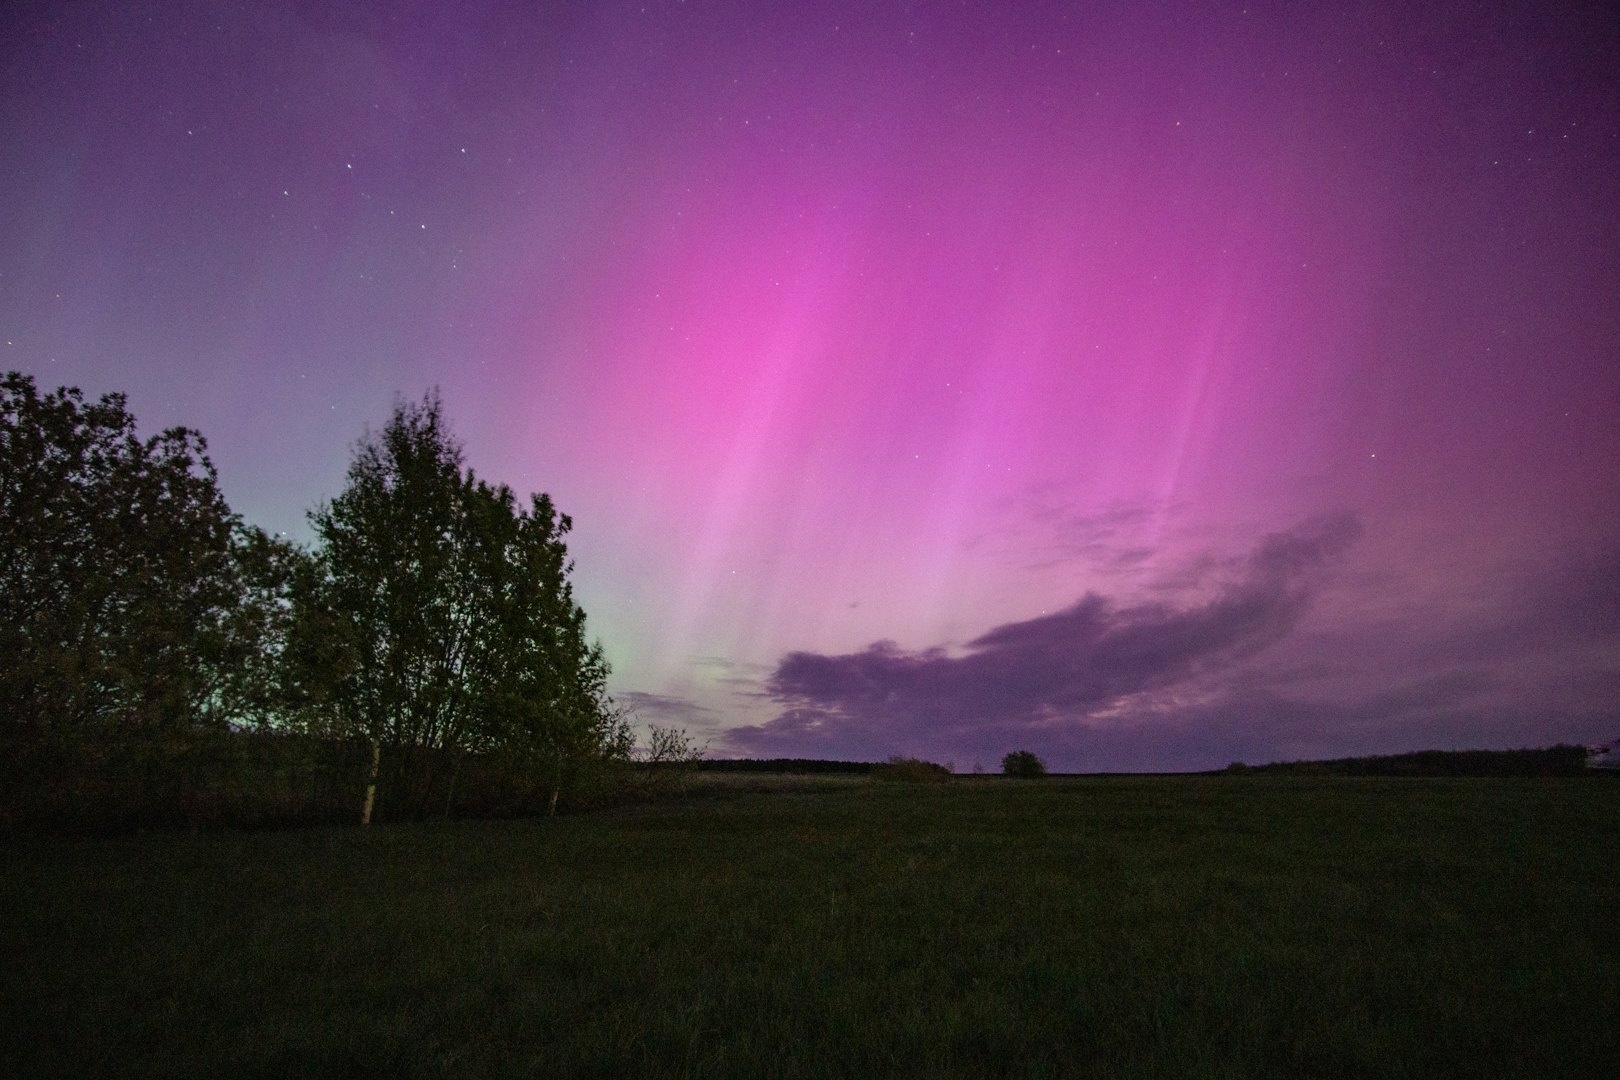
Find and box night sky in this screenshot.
[4,0,1616,770]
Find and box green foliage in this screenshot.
[1,375,631,829]
[1000,750,1046,777]
[299,391,625,819]
[870,755,953,782]
[200,523,312,730]
[3,371,222,737]
[1,372,304,823]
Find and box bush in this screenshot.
[636,724,707,796]
[870,756,953,783]
[1001,751,1046,778]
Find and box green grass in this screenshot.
[3,776,1615,1078]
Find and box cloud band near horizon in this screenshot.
[727,515,1362,762]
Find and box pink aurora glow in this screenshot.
[2,1,1615,768]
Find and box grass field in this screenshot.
[3,776,1615,1078]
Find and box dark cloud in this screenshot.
[729,516,1362,761]
[726,522,1620,769]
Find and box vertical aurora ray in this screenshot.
[1,0,1614,767]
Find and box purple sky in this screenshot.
[4,0,1616,769]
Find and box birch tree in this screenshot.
[303,391,624,822]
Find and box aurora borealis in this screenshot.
[3,0,1616,769]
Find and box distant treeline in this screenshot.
[692,758,876,775]
[1239,745,1592,777]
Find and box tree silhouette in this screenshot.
[1001,750,1046,778]
[300,391,625,822]
[1,371,302,822]
[1,371,295,743]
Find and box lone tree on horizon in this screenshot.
[1002,750,1047,778]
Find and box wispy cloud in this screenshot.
[615,691,716,726]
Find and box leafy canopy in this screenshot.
[300,391,627,816]
[0,371,298,744]
[1001,750,1047,778]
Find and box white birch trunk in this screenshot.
[360,739,380,826]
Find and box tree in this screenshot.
[0,371,286,743]
[1001,750,1046,778]
[463,479,632,815]
[1,372,303,823]
[194,522,312,731]
[637,723,707,796]
[301,391,624,822]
